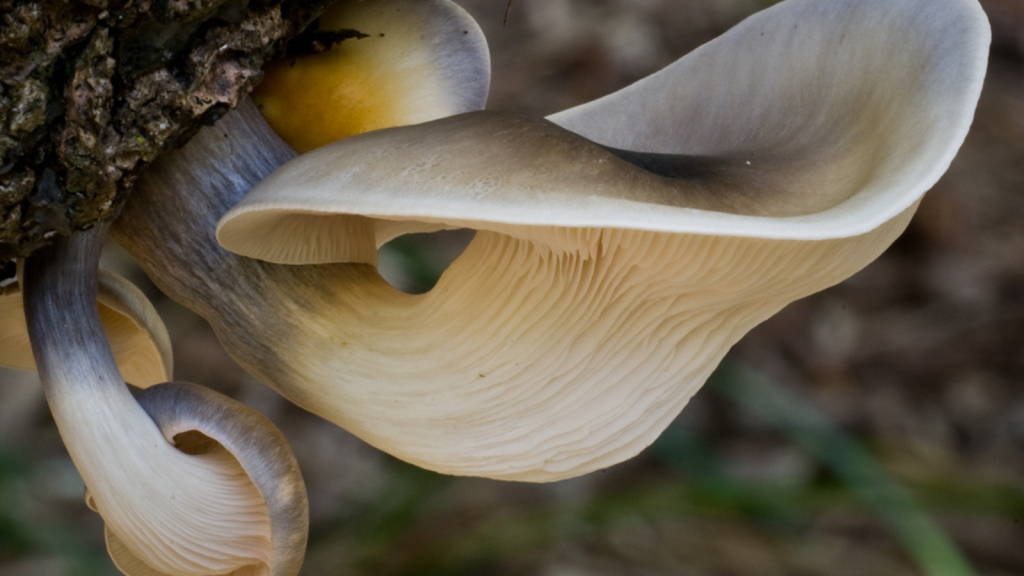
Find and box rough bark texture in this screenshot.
[0,0,328,260]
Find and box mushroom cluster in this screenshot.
[1,0,990,573]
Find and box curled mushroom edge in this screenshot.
[21,226,308,576]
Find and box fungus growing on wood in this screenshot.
[115,0,989,482]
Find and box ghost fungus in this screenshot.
[117,0,990,482]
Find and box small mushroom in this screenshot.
[114,0,990,481]
[253,0,490,153]
[1,266,172,387]
[22,225,308,575]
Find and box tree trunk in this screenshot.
[0,0,327,260]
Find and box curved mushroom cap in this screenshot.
[23,228,308,576]
[221,0,989,258]
[212,0,989,481]
[253,0,490,154]
[0,270,173,387]
[94,382,308,576]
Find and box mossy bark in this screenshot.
[0,0,327,259]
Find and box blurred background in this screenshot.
[2,0,1024,574]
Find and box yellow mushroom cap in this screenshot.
[253,0,490,153]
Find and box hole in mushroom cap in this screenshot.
[377,229,475,294]
[172,430,221,456]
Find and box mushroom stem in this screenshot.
[112,100,295,325]
[112,101,312,391]
[23,225,307,575]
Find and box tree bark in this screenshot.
[0,0,327,260]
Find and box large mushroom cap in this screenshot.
[0,269,173,387]
[210,0,988,482]
[220,0,989,259]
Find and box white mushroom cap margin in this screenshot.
[222,0,989,251]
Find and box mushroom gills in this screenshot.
[97,382,309,576]
[264,208,915,481]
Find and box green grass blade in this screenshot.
[710,360,977,576]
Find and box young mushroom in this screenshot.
[253,0,490,153]
[21,225,308,575]
[115,0,989,482]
